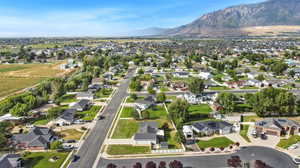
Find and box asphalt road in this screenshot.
[68,69,135,168]
[97,146,297,168]
[135,89,300,97]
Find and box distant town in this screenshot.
[1,37,300,168]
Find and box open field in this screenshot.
[0,62,67,97]
[112,119,139,139]
[242,25,300,36]
[23,152,69,168]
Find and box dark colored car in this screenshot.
[260,133,267,140]
[66,139,76,143]
[71,155,80,162]
[98,115,105,120]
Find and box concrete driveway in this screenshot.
[248,125,280,148]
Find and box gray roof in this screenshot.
[134,122,158,141]
[193,121,233,132]
[12,127,54,148]
[60,109,76,122]
[71,99,90,109]
[77,92,93,98]
[0,154,21,168]
[135,96,155,105]
[134,133,157,141]
[255,118,300,130]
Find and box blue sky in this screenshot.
[0,0,265,37]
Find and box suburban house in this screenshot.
[0,154,22,168]
[198,71,212,80]
[246,79,262,87]
[247,72,259,79]
[55,109,77,126]
[133,122,164,146]
[255,118,300,136]
[183,125,194,139]
[12,127,56,150]
[173,71,189,78]
[192,121,233,136]
[0,114,22,123]
[135,96,155,112]
[170,81,188,91]
[225,81,246,88]
[182,94,202,104]
[91,78,103,85]
[69,99,91,111]
[76,92,94,100]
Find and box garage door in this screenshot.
[266,130,278,136]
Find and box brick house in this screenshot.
[255,118,300,136]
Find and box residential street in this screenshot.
[97,146,297,168]
[68,68,135,168]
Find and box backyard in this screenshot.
[187,104,213,123]
[23,152,69,168]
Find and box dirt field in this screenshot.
[242,25,300,36]
[0,61,68,97]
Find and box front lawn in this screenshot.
[160,87,169,92]
[126,96,144,103]
[209,86,231,90]
[59,129,83,140]
[277,135,300,149]
[32,116,51,125]
[235,104,252,113]
[197,137,234,149]
[95,88,113,98]
[107,145,150,155]
[241,86,258,89]
[78,106,101,121]
[112,119,139,139]
[23,152,69,168]
[120,107,135,118]
[240,125,251,142]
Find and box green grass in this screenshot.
[95,89,113,98]
[59,94,76,103]
[240,124,251,142]
[235,103,252,113]
[242,115,262,122]
[277,135,300,149]
[23,152,69,168]
[33,117,51,125]
[112,119,139,139]
[241,86,258,89]
[120,107,135,118]
[107,145,150,155]
[0,66,28,73]
[209,86,231,90]
[146,105,168,119]
[78,106,101,121]
[197,137,234,149]
[126,96,144,103]
[160,87,169,92]
[187,104,212,123]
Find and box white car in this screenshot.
[293,158,300,165]
[288,144,298,150]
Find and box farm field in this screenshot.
[0,62,68,97]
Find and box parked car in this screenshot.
[74,119,85,124]
[293,158,300,164]
[260,133,267,140]
[71,155,80,162]
[66,139,76,143]
[98,115,105,120]
[251,130,258,138]
[63,144,74,150]
[288,144,298,150]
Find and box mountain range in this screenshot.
[142,0,300,37]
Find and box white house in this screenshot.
[183,125,193,139]
[199,72,212,80]
[55,109,76,126]
[76,92,94,100]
